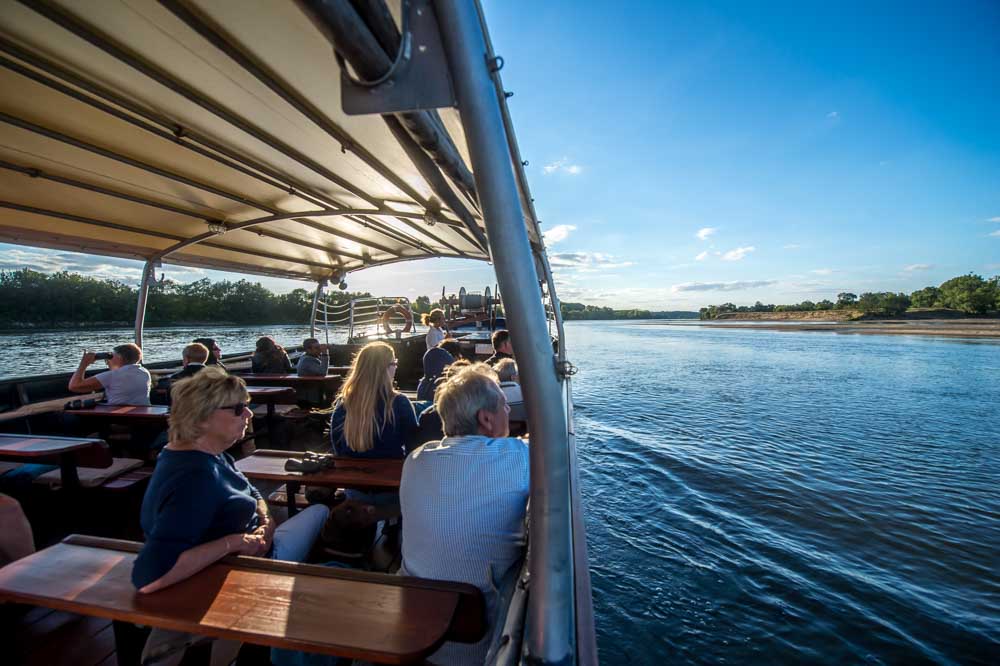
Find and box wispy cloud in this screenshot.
[827,111,840,119]
[783,243,801,250]
[542,157,583,175]
[694,251,708,261]
[722,246,755,261]
[810,268,833,275]
[695,227,717,241]
[0,247,207,285]
[671,279,778,293]
[542,224,576,245]
[988,217,1000,223]
[550,251,634,271]
[989,230,1000,237]
[903,263,934,272]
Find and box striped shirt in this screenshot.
[400,435,529,664]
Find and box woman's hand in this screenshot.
[228,532,269,557]
[79,351,97,368]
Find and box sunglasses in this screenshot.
[389,360,398,367]
[218,401,250,416]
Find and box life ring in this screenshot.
[380,303,413,335]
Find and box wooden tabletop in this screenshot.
[246,386,296,400]
[238,373,346,382]
[0,433,106,457]
[0,534,484,664]
[236,450,404,490]
[64,404,169,420]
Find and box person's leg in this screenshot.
[271,503,328,562]
[0,493,34,566]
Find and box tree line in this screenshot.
[559,303,698,320]
[699,274,1000,320]
[0,269,371,327]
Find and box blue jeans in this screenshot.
[271,503,328,562]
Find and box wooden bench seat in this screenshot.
[0,534,486,664]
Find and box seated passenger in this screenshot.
[152,343,209,405]
[329,341,417,459]
[251,336,292,374]
[193,337,226,371]
[296,337,330,376]
[400,363,529,663]
[494,358,523,406]
[416,339,461,402]
[413,359,471,446]
[132,367,327,594]
[485,328,514,366]
[69,343,151,405]
[422,308,448,349]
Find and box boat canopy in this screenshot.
[0,0,543,283]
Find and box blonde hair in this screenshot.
[434,363,502,437]
[421,308,445,326]
[336,341,398,452]
[168,367,248,443]
[182,343,209,364]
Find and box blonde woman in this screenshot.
[422,308,447,349]
[132,367,327,593]
[329,341,417,460]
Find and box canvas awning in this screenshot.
[0,0,543,283]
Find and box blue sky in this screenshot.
[2,0,998,309]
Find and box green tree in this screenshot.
[910,286,941,308]
[938,274,994,314]
[836,292,858,309]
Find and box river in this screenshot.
[2,321,998,663]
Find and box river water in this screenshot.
[2,321,998,663]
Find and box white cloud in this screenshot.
[783,243,801,250]
[694,251,708,261]
[542,157,583,175]
[989,230,1000,237]
[542,224,576,245]
[987,217,1000,222]
[810,268,833,275]
[695,227,717,241]
[722,246,755,261]
[903,263,933,272]
[549,251,634,271]
[827,111,839,119]
[671,280,778,293]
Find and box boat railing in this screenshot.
[312,290,415,344]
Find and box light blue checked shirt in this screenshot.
[400,434,529,664]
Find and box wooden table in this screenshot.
[0,433,109,488]
[236,450,403,515]
[63,404,170,422]
[0,534,485,664]
[238,373,346,405]
[246,386,296,436]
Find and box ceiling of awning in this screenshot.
[0,0,543,283]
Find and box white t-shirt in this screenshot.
[426,325,446,349]
[95,363,152,405]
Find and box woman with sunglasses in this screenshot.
[132,367,327,594]
[329,341,417,460]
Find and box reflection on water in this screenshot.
[570,322,999,665]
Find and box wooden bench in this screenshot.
[0,534,486,664]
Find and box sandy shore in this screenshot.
[691,319,1000,338]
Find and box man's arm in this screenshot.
[68,352,105,393]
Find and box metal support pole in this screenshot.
[434,2,575,663]
[310,281,325,338]
[134,259,154,347]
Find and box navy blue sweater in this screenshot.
[329,393,418,458]
[132,449,262,589]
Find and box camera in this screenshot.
[94,352,114,360]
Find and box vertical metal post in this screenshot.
[434,1,575,662]
[134,259,154,347]
[310,280,324,338]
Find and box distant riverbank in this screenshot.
[695,318,1000,338]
